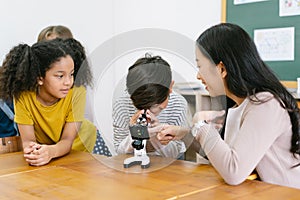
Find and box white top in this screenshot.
[198,92,300,189]
[113,91,189,158]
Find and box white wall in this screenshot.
[0,0,114,62]
[0,0,222,155]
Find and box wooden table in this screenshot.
[0,151,299,199]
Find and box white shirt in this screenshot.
[113,91,189,158]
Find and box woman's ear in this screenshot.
[169,80,175,94]
[217,61,227,79]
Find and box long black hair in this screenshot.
[196,23,300,160]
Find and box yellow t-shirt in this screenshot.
[14,86,96,152]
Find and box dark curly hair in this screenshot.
[126,54,172,110]
[0,38,92,101]
[62,38,93,87]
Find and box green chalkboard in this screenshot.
[226,0,300,81]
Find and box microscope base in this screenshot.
[123,155,150,169]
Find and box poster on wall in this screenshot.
[279,0,300,16]
[254,27,294,61]
[234,0,269,5]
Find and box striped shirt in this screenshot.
[113,91,190,158]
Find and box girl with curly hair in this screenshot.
[0,38,99,166]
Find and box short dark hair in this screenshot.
[126,54,172,110]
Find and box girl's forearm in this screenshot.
[51,139,73,158]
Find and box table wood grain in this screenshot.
[0,151,299,199]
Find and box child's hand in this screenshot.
[24,145,55,166]
[157,124,188,141]
[145,110,159,127]
[129,110,146,125]
[23,142,41,154]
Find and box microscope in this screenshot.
[123,110,150,169]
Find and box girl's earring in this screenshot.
[38,81,43,85]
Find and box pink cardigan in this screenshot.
[198,92,300,189]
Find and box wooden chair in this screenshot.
[0,99,23,154]
[0,136,23,154]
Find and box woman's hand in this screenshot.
[193,110,225,123]
[193,110,225,131]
